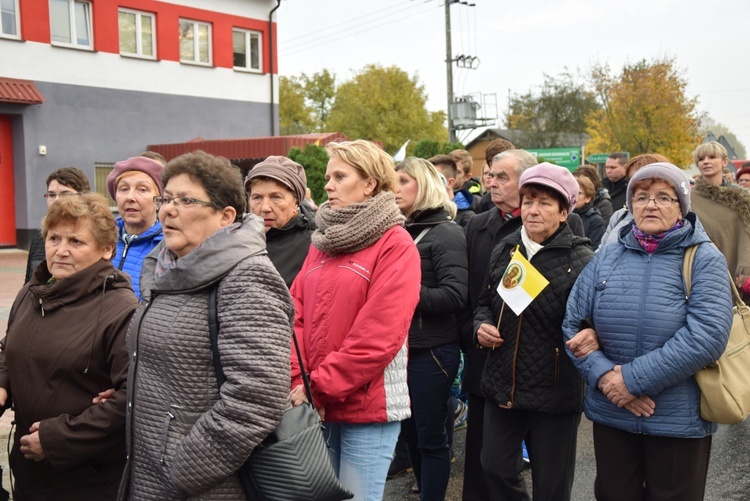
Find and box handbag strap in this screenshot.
[682,244,699,300]
[682,244,746,308]
[207,283,315,405]
[413,227,431,245]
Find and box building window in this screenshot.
[95,163,116,207]
[1,0,20,39]
[118,8,156,59]
[49,0,92,49]
[233,28,261,72]
[179,19,211,65]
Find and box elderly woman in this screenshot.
[244,155,315,287]
[691,141,750,299]
[289,140,421,501]
[474,162,594,501]
[564,162,733,500]
[598,154,670,250]
[107,156,164,299]
[120,151,294,500]
[1,193,138,500]
[394,157,468,499]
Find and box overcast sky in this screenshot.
[275,0,750,158]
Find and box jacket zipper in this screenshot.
[500,313,524,409]
[554,348,560,390]
[118,240,131,271]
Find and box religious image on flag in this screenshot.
[497,245,549,315]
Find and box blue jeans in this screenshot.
[323,421,401,501]
[402,342,461,501]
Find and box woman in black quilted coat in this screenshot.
[473,163,594,501]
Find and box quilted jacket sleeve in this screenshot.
[170,261,294,496]
[418,224,468,314]
[310,234,421,404]
[563,254,617,388]
[620,245,733,396]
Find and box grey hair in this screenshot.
[492,149,538,177]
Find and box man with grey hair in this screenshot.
[460,150,584,500]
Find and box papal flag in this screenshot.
[497,245,549,315]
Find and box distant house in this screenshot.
[0,0,280,248]
[462,127,588,175]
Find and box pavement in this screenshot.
[1,249,749,500]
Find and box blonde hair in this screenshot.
[396,157,457,220]
[693,141,728,165]
[325,140,398,195]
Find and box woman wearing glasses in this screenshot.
[119,151,294,500]
[564,162,733,501]
[106,156,165,300]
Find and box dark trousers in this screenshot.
[592,423,712,501]
[482,404,581,501]
[402,343,460,501]
[462,392,490,501]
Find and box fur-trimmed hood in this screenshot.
[693,178,750,234]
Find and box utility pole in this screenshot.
[445,0,455,143]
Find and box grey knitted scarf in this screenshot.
[313,191,405,255]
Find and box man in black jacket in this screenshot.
[602,152,628,212]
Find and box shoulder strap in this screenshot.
[413,227,431,245]
[206,282,316,405]
[682,244,699,301]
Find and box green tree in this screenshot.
[279,76,315,135]
[505,72,599,149]
[586,58,701,167]
[304,70,336,131]
[327,64,447,153]
[288,144,328,204]
[413,140,440,159]
[442,141,465,154]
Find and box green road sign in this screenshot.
[586,153,610,164]
[527,147,581,171]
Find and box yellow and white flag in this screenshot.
[497,245,549,315]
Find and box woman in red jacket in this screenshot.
[290,140,421,501]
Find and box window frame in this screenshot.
[118,7,157,60]
[49,0,93,50]
[0,0,21,40]
[232,27,262,73]
[178,18,212,66]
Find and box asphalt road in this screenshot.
[385,416,750,500]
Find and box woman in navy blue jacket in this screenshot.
[564,162,733,501]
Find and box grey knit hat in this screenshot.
[245,156,307,204]
[626,162,691,215]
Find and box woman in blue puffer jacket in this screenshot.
[563,162,733,501]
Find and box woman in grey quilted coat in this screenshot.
[118,151,295,500]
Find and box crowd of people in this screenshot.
[0,137,747,501]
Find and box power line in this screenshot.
[279,4,438,57]
[279,1,413,45]
[279,2,432,52]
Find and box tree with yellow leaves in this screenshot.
[586,58,702,167]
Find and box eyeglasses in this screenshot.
[44,191,77,200]
[631,194,679,207]
[153,196,213,209]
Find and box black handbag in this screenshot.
[207,284,354,501]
